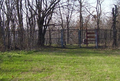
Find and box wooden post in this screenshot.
[104,29,107,47]
[86,28,88,47]
[95,29,98,48]
[49,29,51,46]
[61,29,64,48]
[78,30,81,47]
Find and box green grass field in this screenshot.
[0,47,120,81]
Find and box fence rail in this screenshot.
[0,28,119,51]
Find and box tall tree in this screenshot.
[77,0,83,47]
[96,0,103,30]
[0,1,2,48]
[96,0,103,47]
[0,0,5,50]
[35,0,60,46]
[112,5,118,47]
[78,0,83,30]
[66,0,75,44]
[0,12,2,50]
[5,0,13,49]
[16,0,24,49]
[24,0,36,49]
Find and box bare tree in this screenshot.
[0,1,2,49]
[0,0,6,50]
[55,0,76,46]
[24,0,36,49]
[16,0,24,49]
[34,0,60,46]
[0,11,3,50]
[5,0,13,49]
[78,0,83,30]
[112,5,118,47]
[66,0,75,44]
[96,0,103,30]
[76,0,84,47]
[95,0,103,46]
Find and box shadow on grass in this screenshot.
[0,78,10,81]
[23,46,120,57]
[1,46,120,57]
[0,55,3,69]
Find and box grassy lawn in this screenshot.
[0,47,120,81]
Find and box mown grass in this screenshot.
[0,47,120,81]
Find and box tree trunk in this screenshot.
[79,0,83,47]
[37,18,45,47]
[66,17,69,44]
[0,16,5,51]
[112,5,118,47]
[16,0,24,49]
[38,29,45,47]
[11,19,16,50]
[0,17,3,49]
[6,19,11,49]
[49,29,52,46]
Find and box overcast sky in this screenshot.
[86,0,117,16]
[103,0,116,12]
[89,0,116,12]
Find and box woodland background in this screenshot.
[0,0,120,51]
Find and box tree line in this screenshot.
[0,0,120,51]
[0,0,60,50]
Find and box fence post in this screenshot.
[78,30,81,48]
[49,29,51,46]
[61,29,64,48]
[104,29,107,47]
[95,29,98,48]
